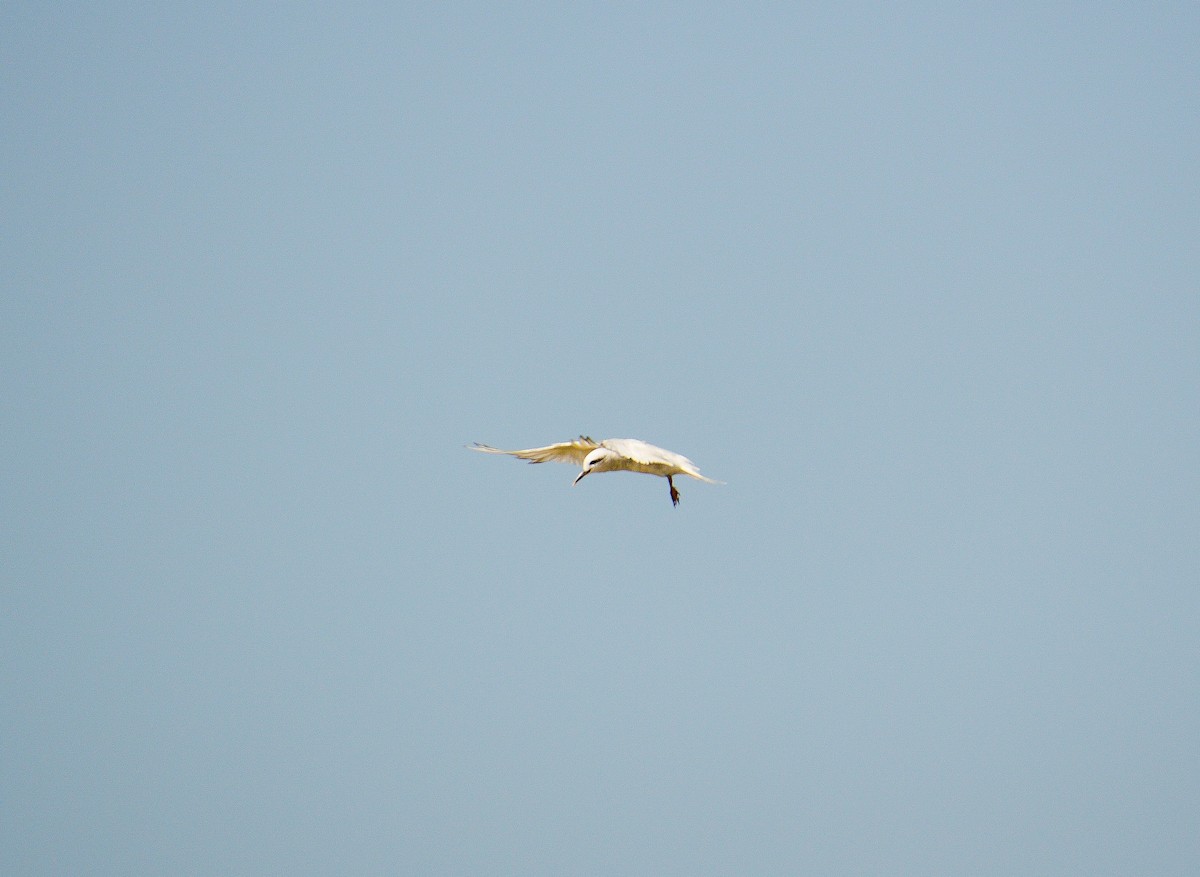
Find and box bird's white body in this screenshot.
[471,436,720,506]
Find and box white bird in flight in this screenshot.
[471,436,720,507]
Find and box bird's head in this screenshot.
[574,447,613,484]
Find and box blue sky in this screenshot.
[3,3,1198,874]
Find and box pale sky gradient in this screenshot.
[3,3,1198,874]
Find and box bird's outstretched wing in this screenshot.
[471,436,599,466]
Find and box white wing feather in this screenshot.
[470,436,599,466]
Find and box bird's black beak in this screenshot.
[573,469,588,485]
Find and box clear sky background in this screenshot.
[3,3,1197,874]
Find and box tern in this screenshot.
[471,436,720,506]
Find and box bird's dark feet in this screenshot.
[668,476,680,507]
